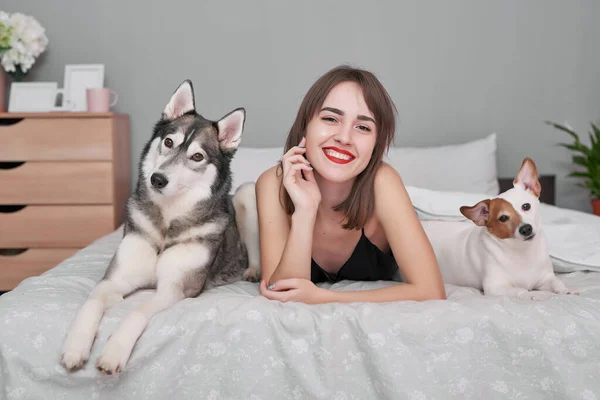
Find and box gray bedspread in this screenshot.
[1,227,600,399]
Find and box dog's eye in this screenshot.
[164,138,173,148]
[522,203,531,211]
[499,215,509,222]
[191,153,204,162]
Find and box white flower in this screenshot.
[543,330,562,346]
[367,333,386,348]
[582,389,597,400]
[203,342,227,357]
[491,381,508,393]
[540,377,554,391]
[0,12,48,75]
[454,327,474,344]
[291,338,309,354]
[246,310,263,321]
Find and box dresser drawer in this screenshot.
[0,117,113,161]
[0,248,79,290]
[0,205,115,247]
[0,162,113,204]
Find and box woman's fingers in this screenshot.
[284,163,313,182]
[283,154,310,166]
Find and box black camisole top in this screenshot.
[310,228,399,283]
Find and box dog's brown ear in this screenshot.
[513,157,541,197]
[460,199,491,226]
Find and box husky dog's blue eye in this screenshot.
[191,153,204,162]
[522,203,531,211]
[499,215,509,222]
[164,138,173,148]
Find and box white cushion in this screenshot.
[384,133,499,195]
[230,133,499,195]
[230,147,283,192]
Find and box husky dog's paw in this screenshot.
[243,264,261,283]
[517,290,553,301]
[60,348,89,372]
[60,332,96,372]
[96,337,129,375]
[554,288,580,296]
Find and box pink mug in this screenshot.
[86,88,118,112]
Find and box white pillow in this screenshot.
[231,133,499,195]
[230,147,284,192]
[384,133,499,195]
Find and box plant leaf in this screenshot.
[546,120,580,141]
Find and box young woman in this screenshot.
[255,65,446,304]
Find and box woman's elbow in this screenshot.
[418,284,447,301]
[429,285,447,300]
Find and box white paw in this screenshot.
[554,288,580,296]
[518,291,553,301]
[95,337,130,375]
[243,264,261,283]
[60,332,95,372]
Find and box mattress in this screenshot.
[1,218,600,399]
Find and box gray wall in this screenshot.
[4,0,600,212]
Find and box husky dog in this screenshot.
[60,80,260,374]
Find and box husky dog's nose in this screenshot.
[519,224,533,237]
[150,173,168,189]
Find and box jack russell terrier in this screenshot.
[421,157,578,300]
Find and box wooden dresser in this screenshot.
[0,112,131,291]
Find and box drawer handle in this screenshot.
[0,248,28,257]
[0,205,27,213]
[0,162,25,170]
[0,118,25,127]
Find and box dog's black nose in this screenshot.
[150,173,168,189]
[519,224,533,237]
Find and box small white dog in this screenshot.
[421,157,578,300]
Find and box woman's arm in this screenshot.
[262,163,446,304]
[255,166,315,285]
[377,163,446,299]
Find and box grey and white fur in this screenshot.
[60,80,260,375]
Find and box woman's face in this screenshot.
[304,81,377,184]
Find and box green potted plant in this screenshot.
[546,120,600,216]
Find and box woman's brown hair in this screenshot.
[278,64,397,229]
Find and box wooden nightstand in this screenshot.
[0,112,131,290]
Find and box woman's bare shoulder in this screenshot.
[374,161,405,188]
[256,164,282,189]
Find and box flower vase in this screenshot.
[593,199,600,216]
[0,71,6,113]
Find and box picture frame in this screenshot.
[63,64,105,111]
[8,82,70,112]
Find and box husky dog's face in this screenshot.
[142,80,245,198]
[460,158,542,241]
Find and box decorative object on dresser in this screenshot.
[8,81,74,112]
[0,11,49,112]
[0,112,131,290]
[63,64,105,111]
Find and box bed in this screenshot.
[1,134,599,399]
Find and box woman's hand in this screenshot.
[260,278,327,304]
[281,137,321,214]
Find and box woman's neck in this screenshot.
[315,174,354,216]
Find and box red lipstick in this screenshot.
[322,147,355,164]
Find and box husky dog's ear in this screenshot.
[460,199,491,226]
[163,80,195,120]
[217,108,246,152]
[513,157,541,197]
